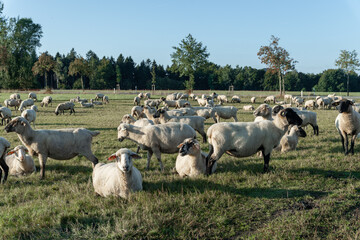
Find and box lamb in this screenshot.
[10,93,20,100]
[21,109,36,128]
[133,96,141,106]
[205,108,303,174]
[5,117,100,179]
[80,101,94,108]
[92,148,142,198]
[28,92,37,101]
[19,99,35,112]
[212,106,238,123]
[0,137,11,183]
[40,96,52,107]
[131,106,146,119]
[275,125,307,153]
[251,97,256,104]
[243,105,255,111]
[4,99,21,111]
[291,108,319,135]
[335,100,360,155]
[304,100,318,110]
[117,122,196,171]
[217,95,228,103]
[231,95,241,103]
[253,104,272,122]
[90,99,103,105]
[176,138,217,177]
[55,102,75,115]
[95,93,104,101]
[144,92,151,99]
[0,107,12,125]
[316,96,332,109]
[5,145,36,176]
[264,95,276,103]
[153,109,207,143]
[102,95,109,104]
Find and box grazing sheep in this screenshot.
[153,109,207,143]
[95,93,104,101]
[316,96,333,109]
[28,92,37,101]
[275,125,307,153]
[253,104,272,122]
[189,93,196,100]
[131,106,146,119]
[292,96,304,107]
[205,108,303,174]
[284,94,292,103]
[212,106,238,123]
[90,99,103,105]
[160,107,186,117]
[10,93,20,100]
[243,105,255,111]
[194,107,214,120]
[176,138,216,177]
[31,105,38,112]
[5,117,100,179]
[231,95,241,103]
[19,99,34,112]
[142,106,161,124]
[21,109,36,128]
[251,97,256,104]
[166,93,177,101]
[0,107,12,125]
[55,102,75,115]
[144,92,151,99]
[40,96,52,107]
[264,95,276,103]
[0,137,11,183]
[161,98,177,108]
[5,145,36,176]
[118,122,196,171]
[180,93,189,100]
[304,100,318,110]
[4,99,21,111]
[175,99,191,109]
[144,99,162,108]
[195,97,208,107]
[92,148,142,198]
[133,96,141,106]
[291,108,319,136]
[80,101,94,108]
[217,95,228,103]
[138,92,145,99]
[335,100,360,155]
[103,95,109,104]
[69,97,79,103]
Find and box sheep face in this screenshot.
[177,138,199,156]
[279,108,303,126]
[108,149,141,172]
[153,109,165,118]
[272,105,284,116]
[253,104,271,117]
[4,117,29,134]
[339,100,353,113]
[117,124,129,142]
[297,127,307,138]
[8,145,28,162]
[121,114,135,124]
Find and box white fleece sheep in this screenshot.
[189,93,196,100]
[304,100,318,110]
[292,96,304,107]
[5,145,36,176]
[275,125,307,153]
[10,93,20,100]
[19,99,34,112]
[142,106,161,124]
[144,92,151,99]
[212,106,238,123]
[176,138,216,177]
[117,122,196,171]
[90,99,103,105]
[0,137,11,183]
[5,117,100,179]
[80,101,94,108]
[251,97,256,104]
[21,109,36,128]
[231,95,241,103]
[243,105,255,111]
[166,93,177,101]
[290,108,319,135]
[335,100,360,155]
[131,106,146,119]
[121,114,154,127]
[175,99,191,109]
[284,94,292,103]
[253,104,272,122]
[40,96,52,107]
[205,108,303,174]
[55,102,75,115]
[133,96,141,106]
[144,99,162,108]
[92,148,142,198]
[217,95,228,103]
[264,95,276,103]
[195,97,207,107]
[0,107,12,125]
[4,99,21,111]
[161,98,177,108]
[102,95,109,104]
[28,92,37,101]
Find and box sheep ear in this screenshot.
[130,153,141,159]
[107,154,117,161]
[7,150,15,155]
[177,143,184,148]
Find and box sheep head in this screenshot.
[177,138,200,156]
[108,148,141,172]
[338,100,353,113]
[279,108,303,126]
[272,105,285,116]
[153,109,165,118]
[4,117,30,134]
[117,123,130,142]
[7,145,28,162]
[253,104,271,117]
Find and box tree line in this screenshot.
[0,2,359,93]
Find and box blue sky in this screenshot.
[2,0,360,73]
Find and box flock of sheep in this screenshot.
[0,91,357,199]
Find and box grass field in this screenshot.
[1,90,360,239]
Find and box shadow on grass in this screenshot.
[36,123,85,126]
[88,127,116,131]
[291,167,360,179]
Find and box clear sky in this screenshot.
[2,0,360,73]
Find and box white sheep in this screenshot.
[31,105,38,112]
[161,98,177,108]
[142,106,161,124]
[90,99,103,105]
[284,94,292,103]
[4,99,21,111]
[5,117,100,179]
[205,108,303,174]
[55,102,75,115]
[251,97,256,104]
[144,92,151,99]
[292,96,304,107]
[28,92,37,101]
[180,93,189,100]
[304,100,318,110]
[0,107,12,125]
[19,99,34,112]
[131,106,146,119]
[102,95,109,104]
[10,93,20,100]
[40,96,52,107]
[138,92,145,99]
[5,145,36,176]
[118,122,196,171]
[195,97,207,107]
[231,95,241,103]
[80,101,94,108]
[21,109,36,128]
[95,93,104,101]
[189,93,196,100]
[335,100,360,155]
[243,105,255,111]
[0,137,11,183]
[212,106,238,123]
[264,95,276,103]
[176,138,216,177]
[133,96,140,106]
[217,95,228,103]
[166,93,177,101]
[144,99,162,108]
[253,104,272,122]
[175,99,191,109]
[291,108,319,135]
[92,148,142,198]
[121,114,154,127]
[275,125,307,153]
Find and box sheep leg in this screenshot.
[233,115,238,122]
[339,132,346,153]
[0,158,8,184]
[38,154,47,179]
[350,134,356,155]
[205,144,224,175]
[262,151,271,173]
[153,149,164,172]
[344,132,349,155]
[136,145,141,153]
[82,152,99,168]
[199,129,207,143]
[146,150,153,170]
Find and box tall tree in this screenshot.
[335,50,360,96]
[171,34,209,91]
[68,56,90,90]
[257,35,296,96]
[32,52,56,88]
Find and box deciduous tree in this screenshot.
[335,50,360,96]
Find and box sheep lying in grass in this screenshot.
[205,108,303,174]
[19,99,34,112]
[0,107,12,125]
[117,122,196,171]
[176,138,216,177]
[212,106,238,123]
[4,99,21,111]
[5,117,100,179]
[21,109,36,128]
[92,148,142,198]
[90,99,103,105]
[335,100,360,155]
[243,105,255,111]
[55,102,75,115]
[28,92,37,101]
[5,145,36,176]
[0,137,11,183]
[40,96,52,107]
[275,125,307,153]
[80,101,94,108]
[231,95,241,103]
